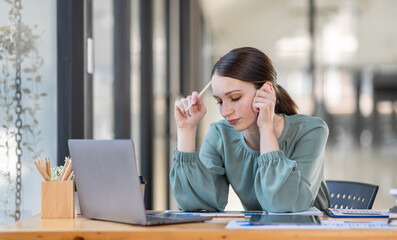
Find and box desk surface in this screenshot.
[1,214,397,240]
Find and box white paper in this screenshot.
[268,207,323,216]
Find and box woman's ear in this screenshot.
[265,81,273,91]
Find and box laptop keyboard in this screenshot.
[146,215,182,224]
[325,208,389,217]
[145,213,212,225]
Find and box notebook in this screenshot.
[68,139,212,226]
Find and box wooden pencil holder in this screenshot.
[41,181,75,219]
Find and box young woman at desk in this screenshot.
[170,47,330,213]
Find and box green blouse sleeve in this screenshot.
[254,118,329,212]
[169,127,229,211]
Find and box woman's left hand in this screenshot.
[252,82,276,130]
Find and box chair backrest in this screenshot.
[326,180,379,209]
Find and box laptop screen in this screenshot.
[68,139,147,225]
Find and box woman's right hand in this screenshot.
[174,91,207,129]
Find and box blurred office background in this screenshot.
[1,0,397,225]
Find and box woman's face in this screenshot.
[211,74,258,131]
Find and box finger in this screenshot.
[195,95,205,108]
[181,98,189,109]
[256,89,276,104]
[191,91,198,105]
[265,84,276,100]
[177,99,192,118]
[259,83,267,91]
[259,82,274,95]
[187,95,193,105]
[175,100,187,118]
[256,89,274,102]
[253,102,272,112]
[253,97,271,111]
[253,96,274,106]
[188,106,195,116]
[253,96,273,104]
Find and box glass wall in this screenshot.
[153,0,168,210]
[0,0,57,224]
[93,0,114,139]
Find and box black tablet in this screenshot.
[249,215,321,225]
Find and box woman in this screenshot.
[170,47,330,212]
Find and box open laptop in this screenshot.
[68,139,212,226]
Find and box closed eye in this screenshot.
[216,97,240,105]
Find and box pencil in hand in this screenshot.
[185,81,212,111]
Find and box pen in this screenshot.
[185,81,212,111]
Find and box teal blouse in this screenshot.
[170,114,330,212]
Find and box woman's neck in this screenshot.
[243,114,285,151]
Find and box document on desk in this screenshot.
[163,207,323,218]
[268,207,323,216]
[163,210,265,217]
[226,220,397,229]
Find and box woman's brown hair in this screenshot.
[211,47,298,115]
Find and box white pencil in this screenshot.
[185,81,212,111]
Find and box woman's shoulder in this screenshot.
[286,114,329,134]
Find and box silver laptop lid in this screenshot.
[68,139,147,225]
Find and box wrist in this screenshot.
[177,126,198,136]
[177,127,197,152]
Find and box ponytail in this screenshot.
[274,84,298,115]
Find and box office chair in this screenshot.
[326,180,379,209]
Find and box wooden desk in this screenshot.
[1,214,396,240]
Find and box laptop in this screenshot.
[68,139,212,226]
